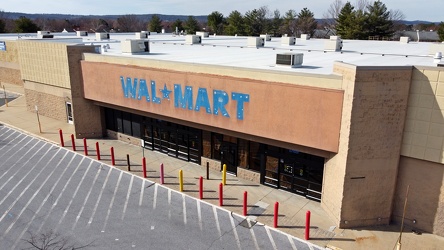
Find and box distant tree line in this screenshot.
[0,1,443,41]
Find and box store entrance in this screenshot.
[143,119,201,164]
[263,152,324,201]
[221,142,238,174]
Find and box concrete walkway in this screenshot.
[1,82,443,250]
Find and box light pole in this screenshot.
[35,105,42,133]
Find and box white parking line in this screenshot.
[138,180,144,215]
[182,194,187,225]
[11,152,78,249]
[153,184,158,210]
[88,167,113,226]
[249,220,260,250]
[54,160,94,232]
[101,171,123,232]
[72,164,103,231]
[37,155,87,232]
[0,149,70,241]
[229,213,242,250]
[288,234,298,250]
[121,175,134,220]
[197,200,202,231]
[0,147,62,223]
[213,206,222,240]
[265,226,278,250]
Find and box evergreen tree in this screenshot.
[14,16,40,33]
[281,10,297,36]
[438,22,444,42]
[244,7,268,36]
[270,9,283,37]
[365,0,393,38]
[184,16,200,34]
[148,15,163,33]
[296,8,318,37]
[336,2,367,39]
[225,10,245,36]
[207,11,224,35]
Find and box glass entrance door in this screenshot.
[264,156,279,187]
[221,142,237,174]
[66,102,73,124]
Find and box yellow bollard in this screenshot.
[222,164,227,186]
[179,169,184,192]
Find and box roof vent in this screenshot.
[247,37,265,47]
[185,35,202,45]
[196,31,209,38]
[276,53,303,68]
[96,32,110,41]
[121,39,149,54]
[300,34,310,40]
[281,36,296,46]
[135,31,149,39]
[76,31,88,37]
[434,52,443,65]
[400,36,410,44]
[260,34,271,41]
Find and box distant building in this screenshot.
[1,31,444,237]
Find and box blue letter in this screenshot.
[213,90,230,118]
[137,79,150,102]
[151,80,161,104]
[174,84,193,110]
[195,88,212,114]
[231,92,250,120]
[120,76,138,99]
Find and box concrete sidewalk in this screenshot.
[1,82,443,250]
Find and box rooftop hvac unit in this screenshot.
[325,37,343,52]
[247,37,265,47]
[96,32,110,41]
[41,34,54,39]
[276,53,303,68]
[400,36,410,43]
[300,34,310,40]
[260,34,271,41]
[196,31,209,38]
[37,31,50,35]
[135,32,149,39]
[185,35,202,45]
[281,36,296,46]
[76,31,88,37]
[121,39,150,54]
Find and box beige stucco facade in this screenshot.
[4,38,444,237]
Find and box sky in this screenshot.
[1,0,442,22]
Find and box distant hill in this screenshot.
[2,12,208,22]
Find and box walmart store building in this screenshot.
[1,32,444,236]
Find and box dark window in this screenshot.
[104,108,116,131]
[115,110,123,133]
[249,142,263,172]
[202,130,211,158]
[122,112,132,135]
[131,114,142,138]
[212,133,223,160]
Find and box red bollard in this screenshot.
[59,129,64,147]
[160,163,164,184]
[199,176,203,199]
[305,210,311,240]
[274,202,279,228]
[219,183,223,206]
[243,191,248,216]
[71,134,76,151]
[110,147,115,166]
[95,142,101,160]
[83,138,88,156]
[142,157,147,178]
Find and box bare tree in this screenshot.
[116,14,144,32]
[22,230,94,250]
[355,0,371,12]
[323,0,344,29]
